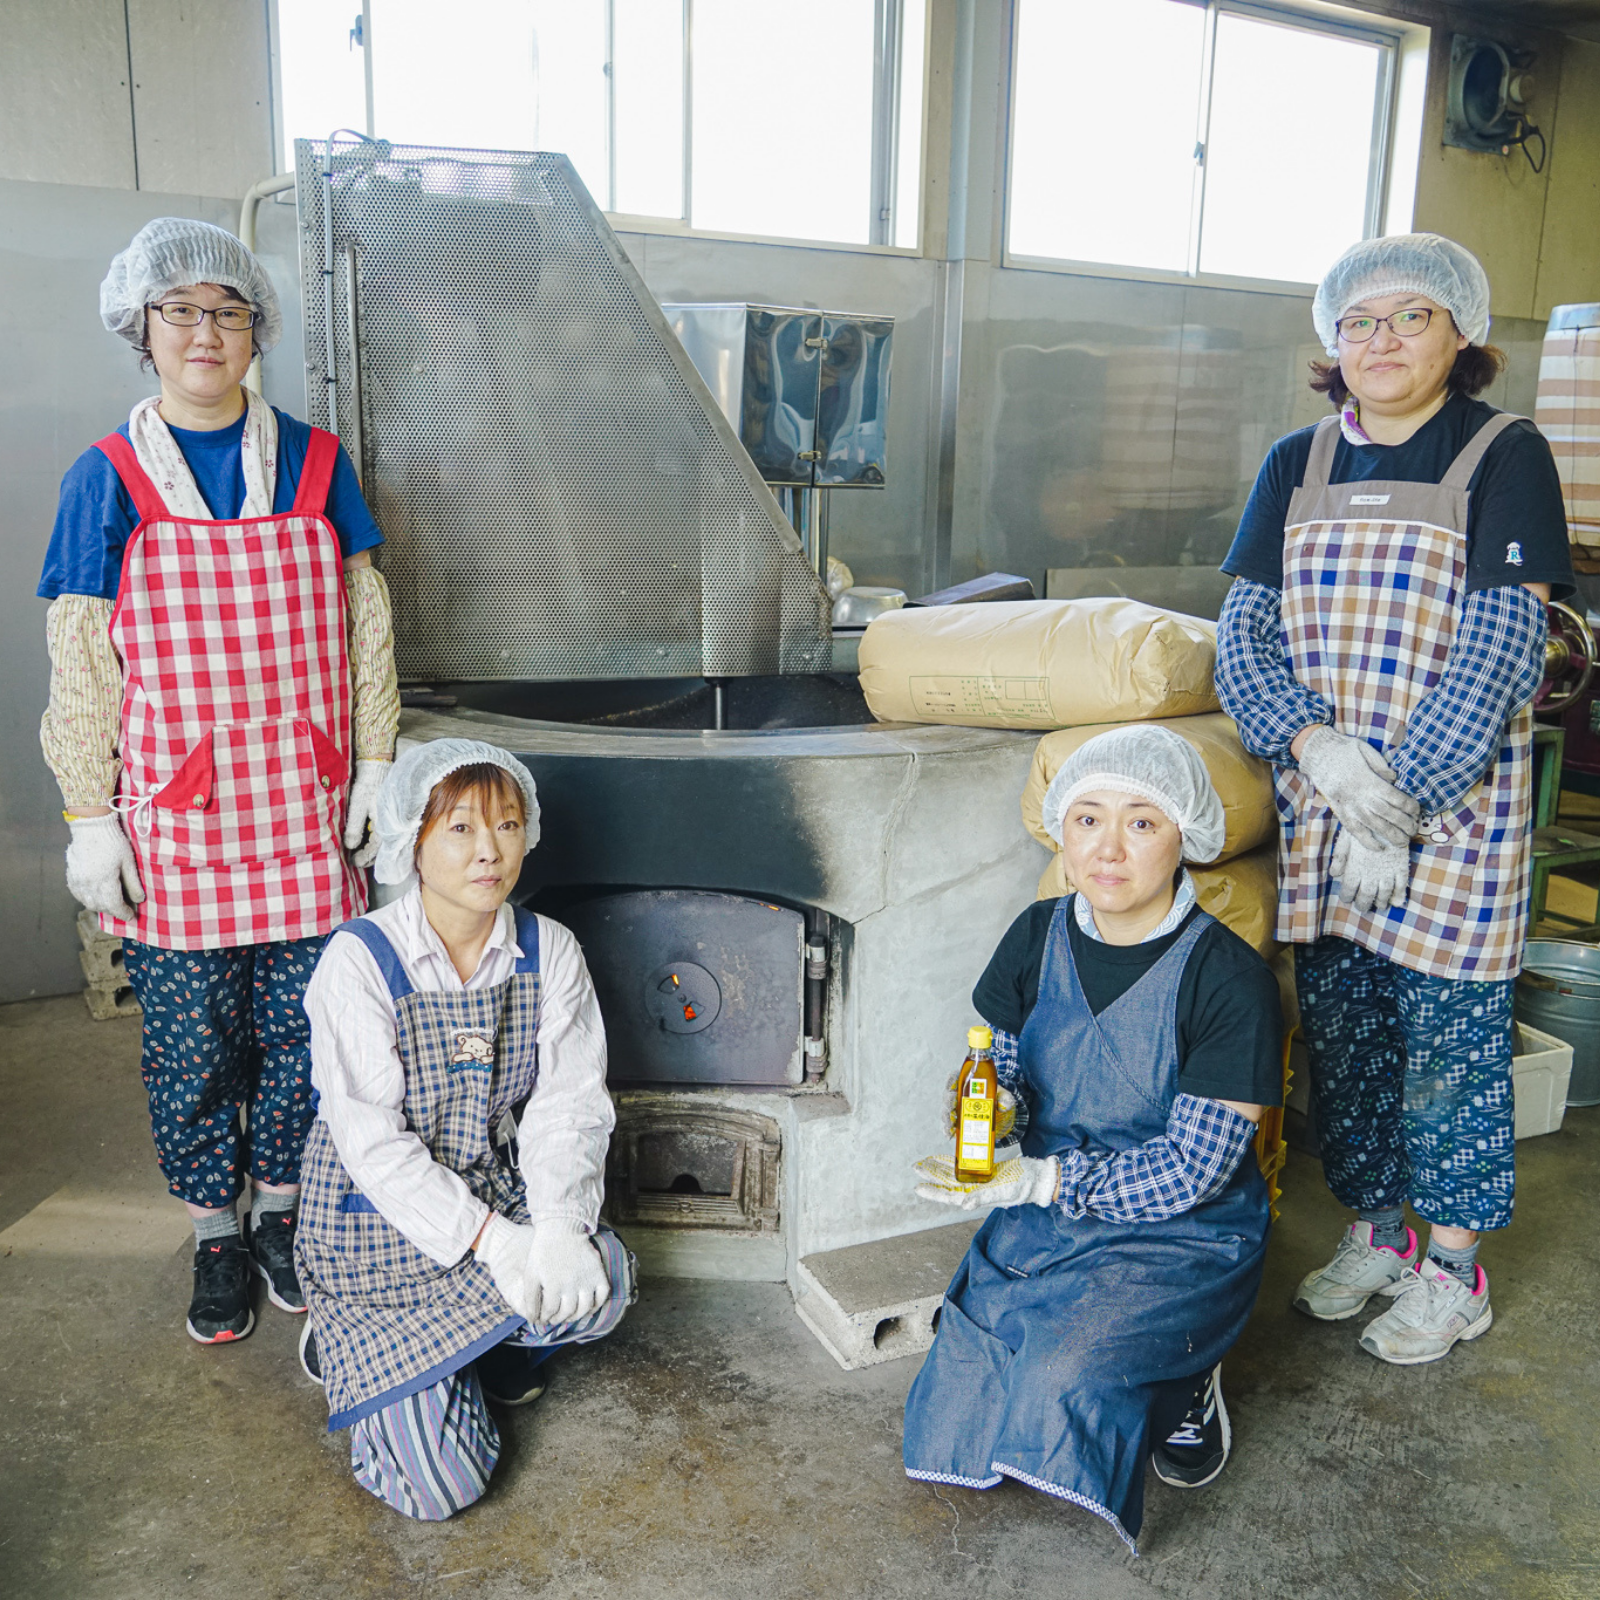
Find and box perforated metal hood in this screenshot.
[294,140,830,682]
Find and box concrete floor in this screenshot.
[3,994,1597,1600]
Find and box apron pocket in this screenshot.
[150,719,345,869]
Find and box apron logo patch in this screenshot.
[1349,494,1390,505]
[450,1029,496,1068]
[1505,540,1524,566]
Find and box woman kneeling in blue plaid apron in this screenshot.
[295,738,633,1520]
[1217,234,1573,1366]
[905,729,1284,1553]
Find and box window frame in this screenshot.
[1001,0,1404,292]
[586,0,927,251]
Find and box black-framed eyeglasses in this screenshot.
[1335,308,1437,343]
[146,302,261,332]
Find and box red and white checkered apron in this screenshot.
[96,428,366,950]
[1274,412,1532,983]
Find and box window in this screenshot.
[1007,0,1395,284]
[276,1,926,250]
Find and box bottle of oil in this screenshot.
[955,1024,999,1183]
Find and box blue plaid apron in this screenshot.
[903,903,1270,1553]
[1275,412,1533,982]
[297,908,628,1432]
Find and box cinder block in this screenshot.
[794,1220,979,1371]
[79,945,126,986]
[83,985,140,1021]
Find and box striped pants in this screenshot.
[346,1236,635,1520]
[351,1363,503,1520]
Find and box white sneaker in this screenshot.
[1358,1258,1493,1366]
[1292,1221,1418,1321]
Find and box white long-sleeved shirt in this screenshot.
[304,887,614,1267]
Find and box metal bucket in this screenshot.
[1517,940,1600,1106]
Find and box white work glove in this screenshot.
[477,1214,610,1327]
[64,813,144,923]
[943,1075,1018,1142]
[1297,726,1420,850]
[916,1154,1061,1212]
[342,759,389,868]
[1331,830,1410,915]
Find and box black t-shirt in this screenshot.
[972,898,1284,1106]
[1221,392,1574,599]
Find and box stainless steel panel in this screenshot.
[818,314,892,486]
[662,302,893,489]
[295,141,830,682]
[956,265,1329,617]
[738,307,822,485]
[628,234,938,595]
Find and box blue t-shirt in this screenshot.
[37,407,384,601]
[1220,392,1574,600]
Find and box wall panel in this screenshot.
[0,0,138,189]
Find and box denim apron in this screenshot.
[296,908,631,1431]
[903,901,1270,1552]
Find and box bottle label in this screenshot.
[959,1096,995,1167]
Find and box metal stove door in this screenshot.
[560,889,805,1086]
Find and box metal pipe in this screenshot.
[321,135,340,439]
[238,173,296,394]
[710,679,726,730]
[344,245,363,484]
[804,909,829,1081]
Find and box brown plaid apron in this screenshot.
[1275,411,1532,982]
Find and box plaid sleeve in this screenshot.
[1389,585,1547,816]
[993,1029,1031,1142]
[1054,1094,1257,1223]
[1215,579,1334,764]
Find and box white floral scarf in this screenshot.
[126,388,278,519]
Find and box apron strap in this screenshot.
[94,431,170,524]
[334,918,415,1001]
[512,907,542,975]
[1439,411,1525,491]
[291,427,342,519]
[1299,415,1341,491]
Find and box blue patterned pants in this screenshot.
[122,936,326,1207]
[1294,936,1516,1232]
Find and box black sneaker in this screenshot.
[298,1318,323,1386]
[186,1236,255,1345]
[477,1341,550,1406]
[1151,1365,1231,1488]
[248,1207,306,1313]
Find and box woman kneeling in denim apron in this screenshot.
[295,738,632,1520]
[905,727,1283,1553]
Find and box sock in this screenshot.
[253,1189,298,1223]
[1358,1205,1408,1252]
[192,1207,240,1246]
[1426,1234,1480,1288]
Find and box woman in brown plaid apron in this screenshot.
[1216,234,1573,1366]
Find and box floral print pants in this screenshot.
[123,935,326,1208]
[1294,936,1516,1233]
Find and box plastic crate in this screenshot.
[1513,1022,1573,1139]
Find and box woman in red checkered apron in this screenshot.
[37,219,399,1346]
[1216,235,1573,1367]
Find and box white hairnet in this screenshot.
[1311,232,1490,357]
[372,739,541,887]
[100,218,284,354]
[1039,725,1226,865]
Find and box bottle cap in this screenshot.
[967,1024,993,1050]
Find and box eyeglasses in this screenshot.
[146,302,261,332]
[1335,308,1438,343]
